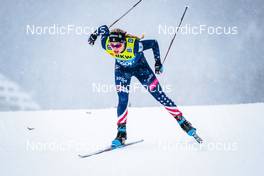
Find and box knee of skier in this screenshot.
[156,93,164,103]
[156,92,173,106]
[118,95,129,106]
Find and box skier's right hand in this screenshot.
[155,60,164,74]
[88,33,97,45]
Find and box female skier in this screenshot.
[88,25,201,147]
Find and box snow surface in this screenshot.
[0,103,263,176]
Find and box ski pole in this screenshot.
[109,0,143,28]
[89,0,142,44]
[162,6,188,65]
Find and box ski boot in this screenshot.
[111,123,127,148]
[175,115,203,143]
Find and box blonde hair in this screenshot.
[110,28,144,40]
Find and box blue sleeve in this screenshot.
[138,40,161,62]
[95,25,110,50]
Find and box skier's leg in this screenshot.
[135,60,197,136]
[134,61,182,116]
[115,68,132,125]
[112,64,132,147]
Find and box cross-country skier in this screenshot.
[88,25,200,147]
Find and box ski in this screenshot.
[78,139,144,158]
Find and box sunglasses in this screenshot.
[110,43,122,48]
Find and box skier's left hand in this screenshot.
[88,33,97,45]
[155,60,164,74]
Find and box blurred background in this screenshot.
[0,0,263,111]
